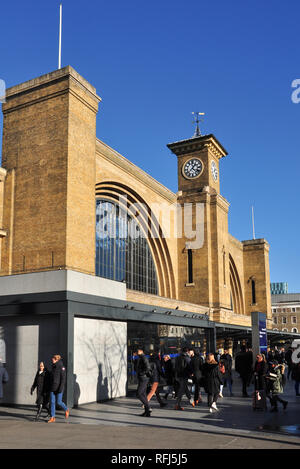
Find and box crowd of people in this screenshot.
[133,346,233,416]
[133,344,300,417]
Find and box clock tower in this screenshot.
[167,133,227,195]
[167,131,231,311]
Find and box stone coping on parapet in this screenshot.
[126,289,209,315]
[242,238,270,249]
[96,139,177,204]
[5,66,101,102]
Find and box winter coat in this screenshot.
[163,358,175,385]
[31,369,51,405]
[135,354,151,380]
[253,360,268,390]
[149,359,163,384]
[0,363,9,399]
[49,359,66,394]
[266,367,284,394]
[174,353,192,380]
[235,351,253,377]
[202,362,223,394]
[291,363,300,382]
[191,355,203,380]
[220,353,232,380]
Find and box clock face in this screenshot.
[182,158,203,179]
[211,160,218,181]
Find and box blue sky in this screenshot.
[1,0,300,292]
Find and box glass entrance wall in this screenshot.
[127,321,214,391]
[96,199,158,294]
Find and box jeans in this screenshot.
[50,391,68,417]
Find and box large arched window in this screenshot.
[96,199,158,294]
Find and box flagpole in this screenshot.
[58,4,62,69]
[252,206,256,239]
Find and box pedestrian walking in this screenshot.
[291,362,300,396]
[48,354,69,423]
[134,347,152,417]
[220,349,233,396]
[147,353,167,408]
[253,353,268,392]
[266,361,288,412]
[190,348,204,404]
[174,347,194,410]
[235,346,253,397]
[30,361,51,420]
[0,358,8,402]
[162,355,175,400]
[285,347,294,380]
[202,353,224,412]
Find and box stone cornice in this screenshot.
[167,134,228,159]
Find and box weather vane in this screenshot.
[192,112,205,137]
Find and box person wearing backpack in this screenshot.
[174,347,194,410]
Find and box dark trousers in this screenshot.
[270,394,287,408]
[241,374,251,396]
[176,378,191,406]
[193,376,202,402]
[137,377,150,411]
[208,393,219,408]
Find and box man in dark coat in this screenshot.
[162,355,175,399]
[174,347,194,410]
[0,359,8,401]
[48,354,69,423]
[190,348,204,404]
[235,346,253,397]
[134,347,152,417]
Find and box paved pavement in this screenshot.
[0,372,300,450]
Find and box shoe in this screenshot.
[189,399,195,407]
[47,417,56,423]
[195,400,199,405]
[65,409,69,419]
[174,404,184,411]
[296,394,300,397]
[164,393,169,400]
[209,407,213,413]
[211,402,218,410]
[230,393,234,397]
[219,393,223,398]
[140,410,151,417]
[270,407,278,413]
[283,401,288,410]
[160,402,167,408]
